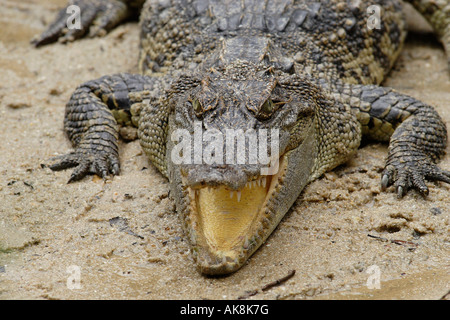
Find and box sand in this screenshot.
[0,0,448,300]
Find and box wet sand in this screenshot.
[0,0,449,299]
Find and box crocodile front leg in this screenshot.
[381,104,449,197]
[48,73,160,182]
[335,83,449,198]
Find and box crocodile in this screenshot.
[33,0,450,275]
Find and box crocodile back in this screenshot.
[139,0,407,85]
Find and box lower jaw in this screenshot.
[185,155,287,275]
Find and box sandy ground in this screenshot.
[0,0,449,300]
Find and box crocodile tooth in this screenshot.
[230,191,234,199]
[257,178,261,187]
[237,191,241,202]
[262,177,267,188]
[243,237,249,249]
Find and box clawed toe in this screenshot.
[381,162,450,198]
[46,151,120,183]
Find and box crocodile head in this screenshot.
[166,37,319,274]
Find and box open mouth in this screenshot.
[186,155,288,274]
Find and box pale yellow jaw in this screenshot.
[196,177,269,255]
[185,155,289,274]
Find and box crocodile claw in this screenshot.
[48,150,120,183]
[381,161,450,199]
[31,0,130,47]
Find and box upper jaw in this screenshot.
[182,163,255,191]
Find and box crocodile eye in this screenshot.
[191,99,203,115]
[257,99,275,120]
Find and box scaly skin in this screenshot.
[35,0,450,275]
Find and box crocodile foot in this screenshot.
[48,149,120,183]
[31,0,131,47]
[381,155,450,198]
